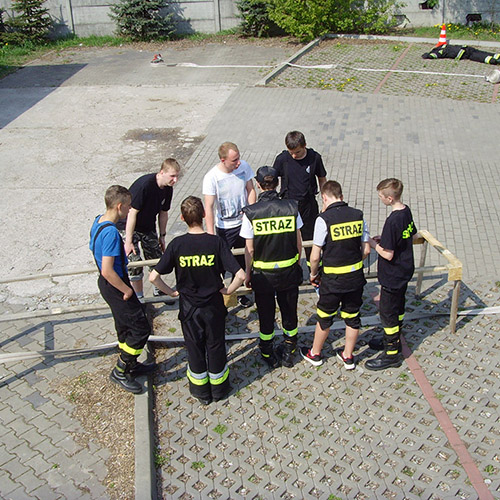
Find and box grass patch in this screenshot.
[397,23,500,42]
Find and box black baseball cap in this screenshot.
[255,166,278,184]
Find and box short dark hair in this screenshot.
[377,178,403,200]
[104,185,131,209]
[181,196,204,226]
[259,176,279,191]
[285,131,306,150]
[321,180,342,199]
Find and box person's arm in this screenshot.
[101,256,133,301]
[246,179,256,205]
[296,230,303,261]
[221,269,246,295]
[204,194,216,235]
[148,270,179,297]
[369,237,394,261]
[361,241,370,260]
[244,239,254,288]
[309,244,322,281]
[124,208,139,256]
[318,176,327,190]
[158,210,169,252]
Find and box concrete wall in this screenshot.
[0,0,498,38]
[400,0,499,27]
[0,0,241,37]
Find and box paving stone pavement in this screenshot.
[1,37,500,500]
[152,278,500,499]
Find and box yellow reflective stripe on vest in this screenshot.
[398,313,405,322]
[323,260,363,274]
[253,253,299,270]
[317,308,337,319]
[252,216,296,235]
[340,310,359,319]
[187,368,209,386]
[456,49,465,60]
[485,55,492,63]
[209,365,229,385]
[118,342,143,356]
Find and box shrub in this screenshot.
[3,0,52,45]
[109,0,175,41]
[267,0,405,41]
[236,0,283,37]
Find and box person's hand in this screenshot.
[245,273,252,289]
[123,287,133,301]
[170,290,179,297]
[159,235,166,252]
[310,273,320,288]
[124,241,135,256]
[373,235,381,243]
[219,287,229,295]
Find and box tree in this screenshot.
[110,0,175,41]
[4,0,52,44]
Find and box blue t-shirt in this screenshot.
[89,217,127,278]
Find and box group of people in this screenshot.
[90,131,418,403]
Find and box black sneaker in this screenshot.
[237,295,253,308]
[300,347,323,366]
[336,348,355,370]
[153,287,175,304]
[129,362,158,376]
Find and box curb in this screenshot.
[325,32,500,49]
[135,344,157,500]
[255,37,323,86]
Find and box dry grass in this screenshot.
[55,356,136,500]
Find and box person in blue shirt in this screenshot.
[90,186,169,394]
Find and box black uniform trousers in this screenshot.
[379,284,408,355]
[298,196,319,266]
[179,294,230,400]
[98,275,151,368]
[252,272,299,354]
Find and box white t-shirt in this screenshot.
[240,213,304,239]
[313,217,370,247]
[202,160,254,229]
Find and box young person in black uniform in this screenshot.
[149,196,245,404]
[301,181,370,369]
[272,131,327,267]
[365,178,418,371]
[119,158,180,299]
[90,185,158,394]
[240,166,303,368]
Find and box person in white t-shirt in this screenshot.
[203,142,256,307]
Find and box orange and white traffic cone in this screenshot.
[435,24,447,47]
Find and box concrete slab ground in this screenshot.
[1,37,499,499]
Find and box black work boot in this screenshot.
[260,338,280,368]
[110,359,143,394]
[278,339,297,368]
[368,336,384,351]
[129,361,158,376]
[365,352,404,371]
